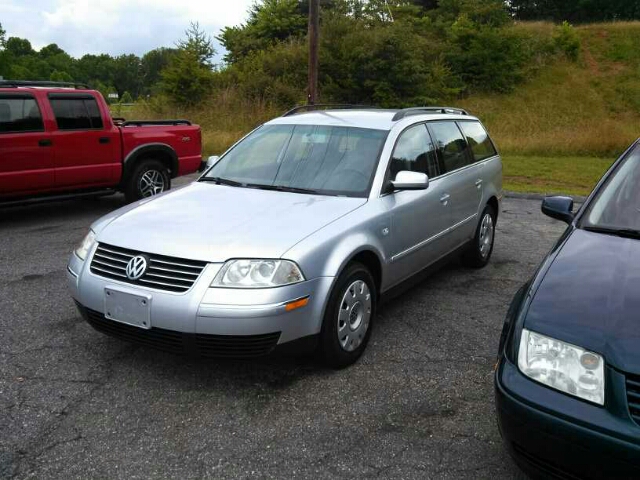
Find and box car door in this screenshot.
[427,120,481,247]
[47,93,119,188]
[0,92,54,197]
[382,123,453,288]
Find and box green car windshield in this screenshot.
[204,124,388,197]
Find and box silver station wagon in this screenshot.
[68,106,502,368]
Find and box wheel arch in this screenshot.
[487,195,499,222]
[123,143,179,180]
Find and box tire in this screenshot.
[320,262,376,369]
[463,204,496,268]
[124,159,171,203]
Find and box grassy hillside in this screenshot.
[127,22,640,196]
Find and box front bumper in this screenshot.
[495,357,640,479]
[68,250,333,357]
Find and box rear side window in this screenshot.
[49,97,103,130]
[459,121,497,162]
[390,124,439,179]
[428,121,470,173]
[0,96,44,133]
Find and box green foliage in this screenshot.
[0,22,6,48]
[510,0,640,23]
[218,0,307,63]
[49,70,73,82]
[161,49,213,106]
[141,48,178,95]
[553,22,580,61]
[446,17,544,93]
[120,91,134,103]
[5,37,33,56]
[178,22,216,67]
[160,23,216,105]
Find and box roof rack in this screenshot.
[0,80,91,90]
[282,104,377,117]
[392,107,468,121]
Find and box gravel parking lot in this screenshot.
[0,177,566,479]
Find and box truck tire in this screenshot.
[124,159,171,203]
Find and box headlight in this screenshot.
[518,328,605,405]
[75,230,96,261]
[211,259,305,288]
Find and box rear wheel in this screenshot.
[124,159,170,203]
[320,262,376,369]
[463,204,496,268]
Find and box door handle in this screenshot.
[38,139,52,147]
[440,194,450,205]
[475,179,483,188]
[99,137,110,144]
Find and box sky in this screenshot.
[0,0,254,61]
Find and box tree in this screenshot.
[5,37,34,57]
[0,22,6,48]
[120,91,134,103]
[177,22,215,67]
[50,70,73,82]
[218,0,307,63]
[161,48,213,105]
[141,47,178,94]
[510,0,640,23]
[112,54,141,98]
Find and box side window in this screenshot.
[0,96,44,133]
[389,124,439,179]
[458,121,497,162]
[428,121,470,173]
[49,97,103,130]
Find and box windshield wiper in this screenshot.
[244,183,321,195]
[199,176,243,187]
[583,225,640,239]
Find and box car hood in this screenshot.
[526,228,640,373]
[96,182,366,262]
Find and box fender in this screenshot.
[123,143,179,178]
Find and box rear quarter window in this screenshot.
[0,96,44,133]
[458,121,497,162]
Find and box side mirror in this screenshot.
[542,196,574,224]
[206,155,220,168]
[391,171,429,191]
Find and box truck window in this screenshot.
[0,95,44,133]
[49,96,103,130]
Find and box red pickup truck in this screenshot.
[0,81,203,205]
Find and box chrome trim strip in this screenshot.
[67,266,78,278]
[391,213,477,262]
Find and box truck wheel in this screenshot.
[124,160,170,203]
[320,262,376,369]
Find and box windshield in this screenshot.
[203,124,388,197]
[582,144,640,231]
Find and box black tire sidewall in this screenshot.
[465,204,497,268]
[320,262,377,369]
[125,160,170,203]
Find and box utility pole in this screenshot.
[307,0,319,105]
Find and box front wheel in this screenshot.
[463,204,496,268]
[320,262,376,369]
[124,159,170,203]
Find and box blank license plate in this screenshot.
[104,288,151,329]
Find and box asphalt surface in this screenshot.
[0,177,567,479]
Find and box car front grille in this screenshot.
[626,373,640,426]
[82,306,281,358]
[90,243,207,293]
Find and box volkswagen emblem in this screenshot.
[125,255,148,280]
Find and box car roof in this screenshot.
[266,109,478,131]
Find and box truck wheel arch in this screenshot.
[123,143,179,180]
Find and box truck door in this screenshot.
[0,92,54,197]
[47,93,119,188]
